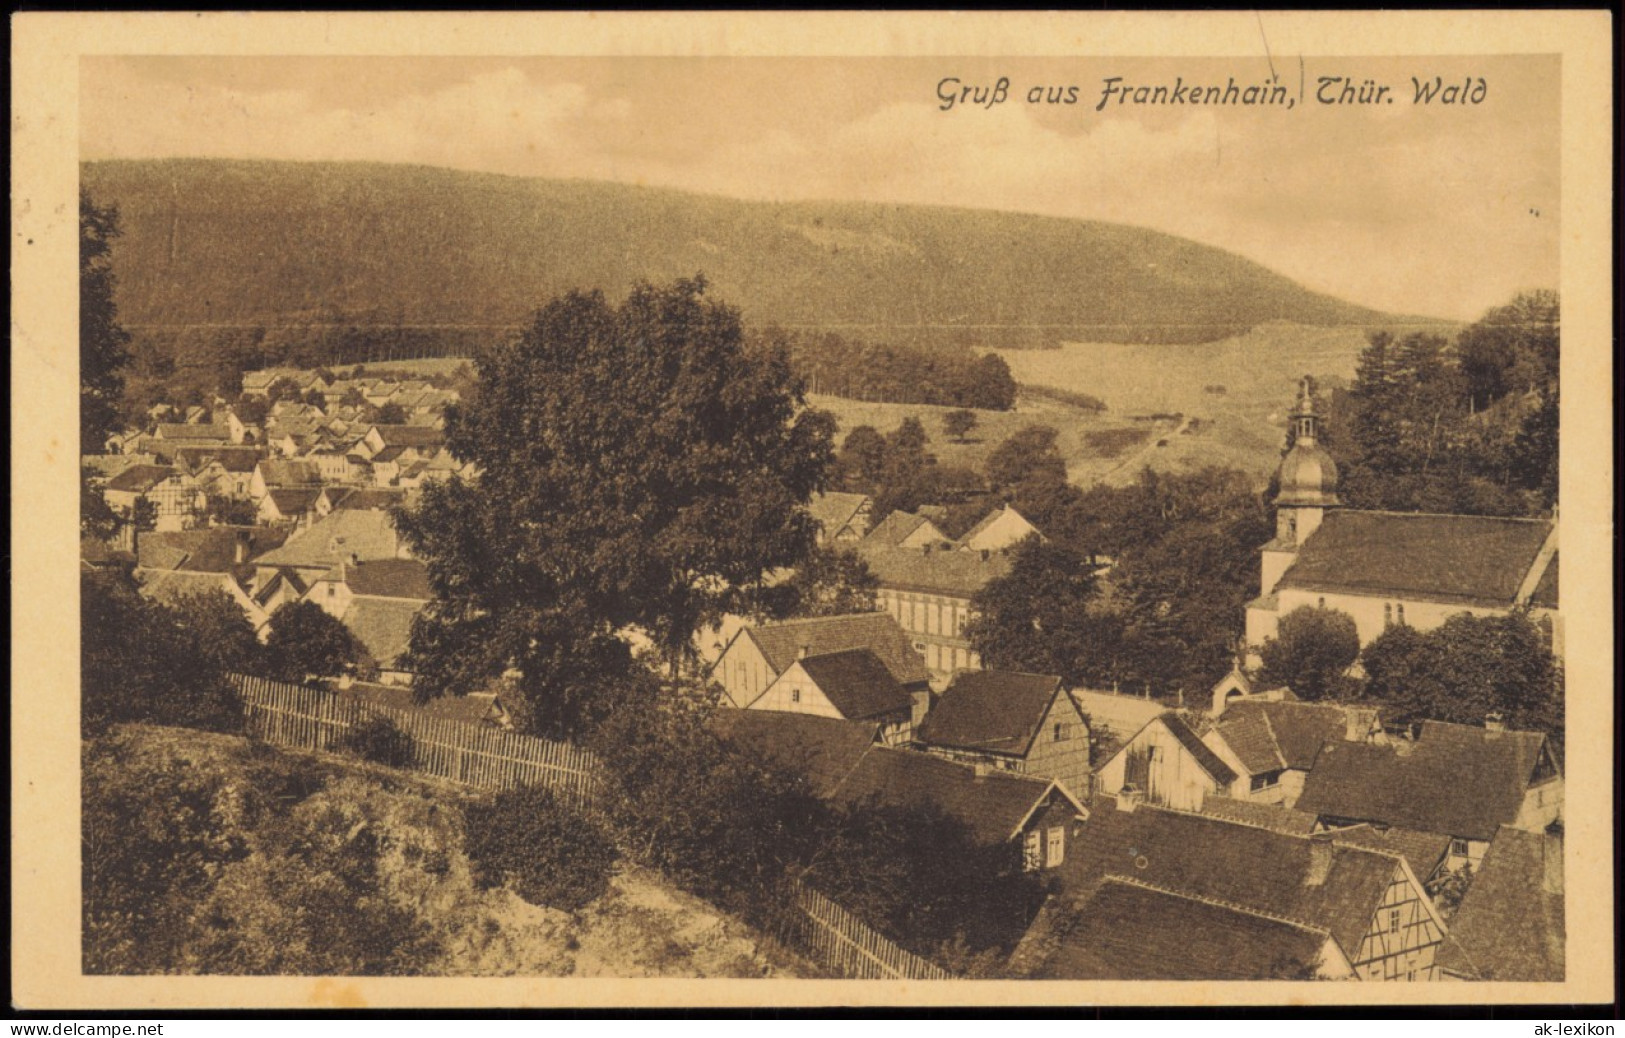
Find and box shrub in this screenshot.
[462,784,617,912]
[337,714,415,769]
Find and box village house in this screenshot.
[171,446,261,500]
[1199,797,1451,888]
[1246,378,1560,658]
[743,648,920,746]
[1094,711,1241,811]
[304,444,362,484]
[955,503,1042,553]
[1020,793,1449,981]
[807,491,873,545]
[250,458,323,501]
[835,746,1089,872]
[315,485,407,519]
[1435,825,1564,981]
[856,541,1013,682]
[915,670,1092,793]
[1200,696,1382,807]
[863,509,951,550]
[133,526,291,638]
[305,557,434,685]
[257,486,323,529]
[1071,687,1166,767]
[711,611,931,712]
[150,421,240,447]
[248,508,414,601]
[358,423,446,461]
[102,464,206,534]
[1293,719,1563,871]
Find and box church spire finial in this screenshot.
[1291,375,1319,446]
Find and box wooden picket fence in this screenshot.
[229,673,607,807]
[227,672,952,980]
[788,881,953,981]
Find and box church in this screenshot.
[1245,378,1560,662]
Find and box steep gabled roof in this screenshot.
[1064,797,1406,958]
[173,446,261,473]
[1200,796,1319,835]
[1155,712,1239,786]
[955,504,1040,552]
[256,459,322,486]
[863,510,945,548]
[746,612,929,687]
[266,487,322,515]
[1436,827,1564,981]
[332,558,433,601]
[1026,879,1335,980]
[1322,823,1451,884]
[1294,721,1553,841]
[835,746,1077,847]
[138,527,289,574]
[916,670,1065,756]
[794,649,913,721]
[1278,510,1555,607]
[368,424,446,448]
[251,509,402,569]
[855,542,1013,596]
[808,491,871,538]
[1219,699,1360,771]
[1212,709,1286,775]
[709,710,881,799]
[155,423,231,441]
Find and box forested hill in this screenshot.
[83,158,1415,349]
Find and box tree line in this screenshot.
[765,327,1019,411]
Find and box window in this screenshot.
[1023,830,1042,872]
[1383,603,1393,627]
[1046,826,1065,867]
[1054,722,1066,742]
[1450,838,1470,859]
[1388,908,1402,933]
[1397,603,1406,625]
[1318,596,1326,609]
[1250,770,1282,792]
[790,688,800,704]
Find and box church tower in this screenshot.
[1260,376,1341,597]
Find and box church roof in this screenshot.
[1277,510,1554,607]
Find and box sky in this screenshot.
[80,55,1561,321]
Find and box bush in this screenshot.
[337,714,415,769]
[462,784,618,912]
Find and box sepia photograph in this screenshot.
[11,10,1614,1011]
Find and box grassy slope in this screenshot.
[85,724,813,978]
[82,158,1417,344]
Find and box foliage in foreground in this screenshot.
[463,784,618,913]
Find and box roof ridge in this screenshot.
[1256,708,1288,771]
[1338,508,1551,526]
[1104,876,1331,937]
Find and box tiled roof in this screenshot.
[955,505,1040,552]
[326,487,407,512]
[808,491,871,538]
[105,464,178,493]
[372,445,408,463]
[863,510,942,548]
[257,459,322,486]
[1200,796,1319,835]
[1213,709,1286,775]
[835,746,1069,847]
[1027,879,1333,980]
[1219,700,1359,771]
[251,510,403,570]
[1294,721,1554,841]
[1061,797,1402,957]
[266,487,322,515]
[175,446,261,473]
[136,569,247,610]
[1278,510,1554,607]
[81,453,156,479]
[855,542,1013,596]
[369,424,446,448]
[80,538,135,568]
[253,566,309,605]
[795,649,913,722]
[916,671,1064,756]
[709,710,880,799]
[1158,712,1239,786]
[343,597,424,668]
[1322,823,1451,883]
[1435,827,1564,981]
[334,558,433,601]
[138,527,289,574]
[747,612,929,688]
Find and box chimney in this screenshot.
[1484,712,1506,733]
[797,643,810,661]
[234,530,251,564]
[350,552,361,568]
[980,548,991,562]
[1304,834,1334,887]
[1115,785,1144,813]
[922,542,934,555]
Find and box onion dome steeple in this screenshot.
[1274,376,1340,545]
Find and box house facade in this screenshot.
[711,611,931,711]
[1095,712,1240,811]
[956,504,1041,553]
[916,670,1093,793]
[856,542,1013,682]
[745,648,919,746]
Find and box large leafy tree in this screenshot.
[395,277,835,736]
[965,538,1122,687]
[264,600,364,683]
[1257,605,1361,700]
